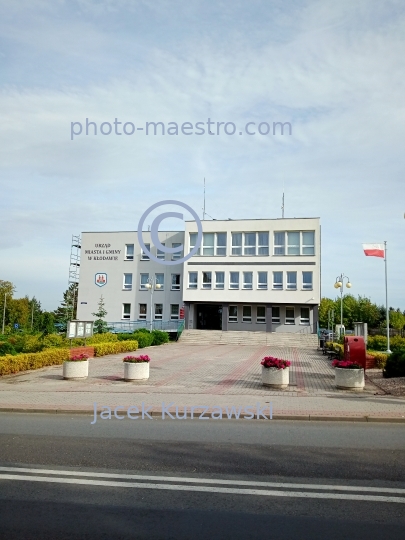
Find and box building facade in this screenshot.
[76,217,320,333]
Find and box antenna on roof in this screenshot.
[203,177,206,221]
[281,178,285,218]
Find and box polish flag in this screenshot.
[362,243,385,258]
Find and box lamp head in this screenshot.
[145,283,152,289]
[155,284,162,289]
[346,282,352,288]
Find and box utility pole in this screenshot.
[2,292,6,334]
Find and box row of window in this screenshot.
[228,306,310,325]
[123,271,313,291]
[123,230,315,260]
[121,303,310,324]
[122,303,180,320]
[190,231,315,256]
[188,271,313,290]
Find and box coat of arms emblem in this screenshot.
[95,273,107,287]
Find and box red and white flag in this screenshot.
[362,243,385,258]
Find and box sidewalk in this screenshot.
[0,342,404,421]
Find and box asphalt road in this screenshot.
[0,413,404,539]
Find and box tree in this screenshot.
[318,298,336,328]
[389,309,405,330]
[0,280,16,333]
[8,297,31,329]
[40,312,56,335]
[54,283,79,331]
[92,295,108,334]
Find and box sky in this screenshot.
[0,0,404,311]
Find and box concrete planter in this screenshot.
[262,366,289,389]
[124,362,149,381]
[335,367,364,390]
[63,360,89,380]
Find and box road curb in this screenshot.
[0,407,404,422]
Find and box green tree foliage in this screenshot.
[319,295,399,329]
[0,280,16,332]
[92,295,108,334]
[40,312,56,335]
[54,283,78,331]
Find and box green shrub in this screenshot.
[117,333,137,341]
[390,336,405,351]
[21,335,44,353]
[132,331,153,348]
[383,348,405,378]
[0,348,70,376]
[325,342,344,359]
[151,330,169,346]
[367,335,387,351]
[0,341,17,356]
[136,328,150,334]
[93,340,138,356]
[42,334,66,348]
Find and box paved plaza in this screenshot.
[0,342,404,420]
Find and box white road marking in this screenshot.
[0,466,404,494]
[0,473,404,503]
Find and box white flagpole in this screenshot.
[384,240,391,354]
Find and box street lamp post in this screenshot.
[145,277,162,332]
[334,273,352,339]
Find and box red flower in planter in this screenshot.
[69,354,89,361]
[123,355,151,363]
[332,360,362,369]
[261,356,291,369]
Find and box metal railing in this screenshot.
[107,320,184,333]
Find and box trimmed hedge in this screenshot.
[151,330,169,345]
[366,351,389,369]
[0,348,70,376]
[132,331,154,348]
[93,341,138,357]
[367,335,405,352]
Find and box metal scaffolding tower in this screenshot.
[67,234,81,321]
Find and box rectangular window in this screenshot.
[215,271,225,289]
[141,243,150,260]
[216,233,227,256]
[171,274,181,290]
[287,232,300,255]
[243,271,253,289]
[202,271,212,289]
[242,305,252,322]
[258,271,268,290]
[202,233,214,256]
[302,232,315,255]
[155,273,164,290]
[287,271,297,290]
[257,306,266,324]
[302,271,313,290]
[140,273,149,290]
[231,233,242,255]
[170,304,179,320]
[157,243,165,260]
[125,244,134,260]
[189,233,200,255]
[230,271,239,289]
[122,303,131,320]
[228,305,238,323]
[273,232,285,255]
[272,306,280,323]
[300,307,310,325]
[258,232,269,255]
[172,242,182,260]
[139,303,147,320]
[154,304,163,320]
[123,273,132,290]
[244,233,256,255]
[286,307,295,324]
[272,271,283,290]
[188,271,198,289]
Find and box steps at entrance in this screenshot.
[179,329,318,349]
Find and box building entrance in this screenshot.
[196,304,222,330]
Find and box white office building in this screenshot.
[76,217,320,334]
